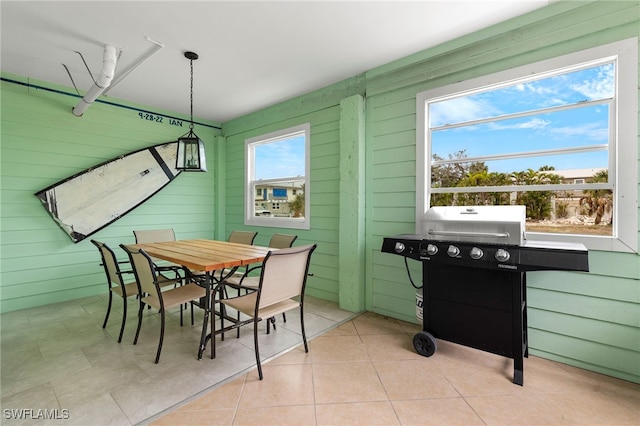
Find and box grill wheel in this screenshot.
[413,331,437,357]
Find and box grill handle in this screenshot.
[427,230,510,239]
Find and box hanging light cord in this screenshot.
[189,56,194,132]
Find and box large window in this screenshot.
[416,38,638,252]
[245,123,310,229]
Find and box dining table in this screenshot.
[131,238,272,360]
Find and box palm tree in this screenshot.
[579,170,612,225]
[512,167,561,220]
[289,184,305,217]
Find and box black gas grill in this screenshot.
[381,206,589,386]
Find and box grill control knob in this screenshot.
[447,245,460,257]
[426,244,438,255]
[394,242,406,253]
[470,247,484,259]
[495,248,511,262]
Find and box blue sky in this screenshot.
[429,62,614,173]
[255,134,305,180]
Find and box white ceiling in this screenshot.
[1,1,548,123]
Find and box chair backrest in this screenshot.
[257,244,316,308]
[268,233,298,249]
[91,240,124,289]
[133,229,176,244]
[228,230,258,245]
[120,244,160,297]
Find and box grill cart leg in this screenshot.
[512,272,526,386]
[413,331,437,357]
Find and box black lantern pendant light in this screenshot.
[176,51,207,172]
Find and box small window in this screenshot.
[245,123,310,229]
[416,38,637,253]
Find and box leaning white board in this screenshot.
[35,142,181,243]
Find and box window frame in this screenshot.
[416,37,638,253]
[244,123,310,230]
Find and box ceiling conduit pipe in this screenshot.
[103,37,164,95]
[72,45,117,117]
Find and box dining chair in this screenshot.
[92,239,180,343]
[133,228,176,244]
[212,230,259,334]
[120,244,207,363]
[218,243,317,380]
[225,233,298,333]
[91,240,139,343]
[214,230,258,283]
[133,228,184,276]
[228,230,258,245]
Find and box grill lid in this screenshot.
[422,205,526,246]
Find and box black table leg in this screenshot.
[197,271,212,360]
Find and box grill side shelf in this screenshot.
[519,245,589,272]
[381,235,423,261]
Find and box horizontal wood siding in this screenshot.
[365,1,640,383]
[0,76,220,312]
[1,1,638,385]
[222,77,365,303]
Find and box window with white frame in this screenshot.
[245,123,310,229]
[416,38,638,253]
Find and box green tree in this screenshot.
[512,167,561,220]
[456,169,512,206]
[289,184,305,217]
[579,170,612,225]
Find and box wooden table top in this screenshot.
[131,239,271,273]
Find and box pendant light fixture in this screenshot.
[176,51,207,172]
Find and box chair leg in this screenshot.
[117,296,127,343]
[254,317,263,380]
[266,317,276,334]
[133,300,144,345]
[282,312,287,323]
[103,290,113,329]
[155,309,165,364]
[300,304,308,353]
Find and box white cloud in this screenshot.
[570,64,615,100]
[548,122,608,141]
[429,97,500,126]
[488,118,550,131]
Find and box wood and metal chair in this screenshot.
[218,243,317,380]
[120,244,206,363]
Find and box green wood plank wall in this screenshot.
[0,75,220,312]
[222,76,366,304]
[1,0,638,384]
[365,1,639,383]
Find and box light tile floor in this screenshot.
[2,295,639,425]
[0,294,354,425]
[150,312,640,426]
